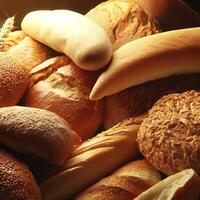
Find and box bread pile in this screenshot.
[0,0,200,199]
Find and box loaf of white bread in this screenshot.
[75,159,161,200]
[90,27,200,100]
[40,117,144,200]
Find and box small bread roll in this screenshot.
[138,90,200,175]
[86,0,159,50]
[0,52,28,107]
[0,148,41,200]
[23,55,104,140]
[0,106,81,166]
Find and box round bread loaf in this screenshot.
[86,0,159,50]
[0,52,29,107]
[137,90,200,175]
[23,55,104,141]
[0,148,41,200]
[0,106,81,166]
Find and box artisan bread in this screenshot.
[138,90,200,175]
[137,0,200,31]
[0,148,41,200]
[0,106,81,166]
[23,55,104,141]
[40,117,143,200]
[90,27,200,100]
[86,0,159,50]
[104,73,200,129]
[135,169,200,200]
[21,10,112,70]
[0,52,29,107]
[75,159,161,200]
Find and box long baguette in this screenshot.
[21,10,112,71]
[75,159,161,200]
[90,27,200,100]
[40,117,143,200]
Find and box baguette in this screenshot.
[90,27,200,100]
[135,169,200,200]
[21,10,112,71]
[75,159,161,200]
[40,117,144,200]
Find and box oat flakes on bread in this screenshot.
[137,90,200,175]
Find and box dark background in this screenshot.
[0,0,199,26]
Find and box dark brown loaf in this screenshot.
[23,55,104,141]
[0,52,29,107]
[75,160,161,200]
[0,106,81,166]
[0,148,41,200]
[137,0,200,31]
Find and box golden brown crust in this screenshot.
[0,106,80,166]
[0,52,28,107]
[40,117,141,200]
[104,73,200,129]
[0,148,41,200]
[2,30,57,72]
[138,90,200,175]
[86,0,159,50]
[75,160,161,200]
[23,55,104,140]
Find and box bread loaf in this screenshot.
[21,10,112,70]
[137,90,200,175]
[0,148,41,200]
[90,27,200,100]
[86,0,159,50]
[40,117,143,200]
[75,159,161,200]
[23,55,104,141]
[0,106,81,166]
[0,53,29,107]
[137,0,200,31]
[135,169,200,200]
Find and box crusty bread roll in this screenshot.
[104,73,200,129]
[21,10,112,71]
[23,55,104,141]
[2,30,57,72]
[40,117,143,200]
[138,90,200,175]
[75,159,161,200]
[135,169,200,200]
[90,27,200,100]
[0,52,29,107]
[0,148,41,200]
[137,0,200,31]
[0,106,81,166]
[86,0,159,50]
